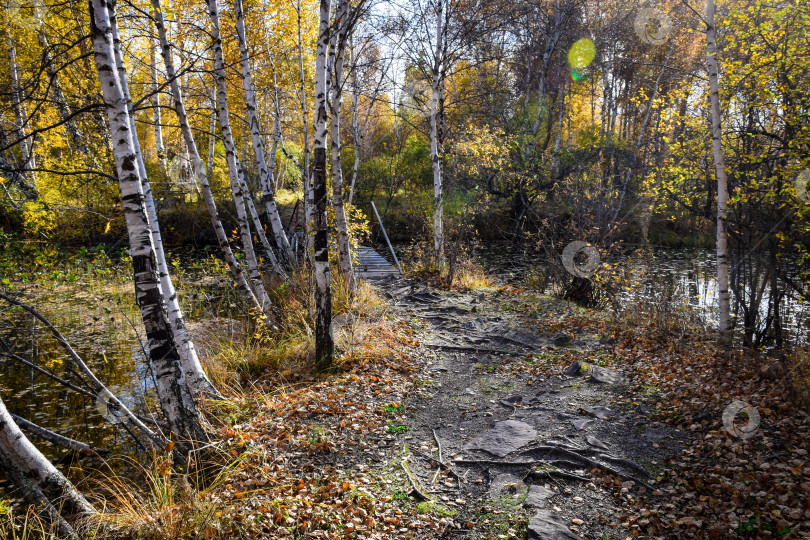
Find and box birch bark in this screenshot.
[706,0,732,342]
[151,0,265,316]
[329,0,356,291]
[150,39,167,170]
[91,0,207,454]
[313,0,334,371]
[0,396,95,519]
[429,0,445,263]
[233,0,294,266]
[6,31,36,184]
[296,0,314,261]
[207,0,274,310]
[111,12,220,399]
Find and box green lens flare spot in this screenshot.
[568,38,596,69]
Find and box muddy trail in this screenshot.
[373,276,685,539]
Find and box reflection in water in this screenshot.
[475,243,809,345]
[0,288,159,494]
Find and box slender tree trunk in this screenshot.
[233,0,294,267]
[150,39,166,170]
[296,0,314,261]
[6,31,36,184]
[91,0,207,454]
[706,0,732,343]
[313,0,334,371]
[0,394,95,521]
[329,0,356,292]
[207,0,274,310]
[110,7,219,399]
[208,92,217,178]
[430,0,445,264]
[151,0,264,316]
[0,451,78,537]
[348,43,361,205]
[269,74,283,194]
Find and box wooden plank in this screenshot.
[353,245,401,280]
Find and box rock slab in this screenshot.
[527,510,581,539]
[464,420,537,457]
[590,366,628,385]
[523,485,556,508]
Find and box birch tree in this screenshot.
[233,0,294,267]
[5,30,36,185]
[108,7,221,399]
[207,0,275,310]
[90,0,207,454]
[0,395,95,525]
[429,0,446,263]
[313,0,334,371]
[705,0,732,343]
[151,0,266,317]
[149,38,167,170]
[329,0,356,291]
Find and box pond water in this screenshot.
[474,242,810,346]
[0,283,158,490]
[0,250,241,496]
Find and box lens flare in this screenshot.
[568,38,596,70]
[634,8,673,46]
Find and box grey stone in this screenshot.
[585,435,609,450]
[464,420,538,457]
[523,485,556,508]
[564,360,582,376]
[582,406,614,420]
[572,418,594,431]
[589,366,628,385]
[527,510,581,539]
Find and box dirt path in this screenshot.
[374,277,685,539]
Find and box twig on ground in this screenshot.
[400,455,430,501]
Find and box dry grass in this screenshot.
[403,242,498,291]
[193,267,387,392]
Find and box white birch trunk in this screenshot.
[296,0,314,261]
[208,91,217,179]
[109,10,220,399]
[206,0,274,311]
[0,396,95,518]
[429,0,445,264]
[348,43,361,205]
[151,0,265,317]
[150,39,166,170]
[91,0,206,453]
[329,0,355,291]
[6,31,36,183]
[313,0,333,371]
[233,0,294,267]
[706,0,732,342]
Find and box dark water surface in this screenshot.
[474,242,810,345]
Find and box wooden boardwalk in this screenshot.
[354,246,401,280]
